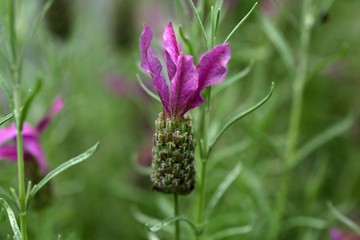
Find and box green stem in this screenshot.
[174,194,180,240]
[268,1,312,239]
[197,160,207,226]
[9,1,28,239]
[14,86,27,240]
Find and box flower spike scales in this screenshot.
[140,22,230,194]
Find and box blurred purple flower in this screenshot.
[140,22,230,118]
[0,97,64,173]
[330,227,360,240]
[261,0,284,19]
[331,228,343,240]
[105,74,153,100]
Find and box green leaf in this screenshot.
[147,232,160,240]
[204,163,242,222]
[308,43,349,83]
[19,78,42,128]
[136,74,161,103]
[327,202,360,235]
[0,198,21,240]
[0,113,13,126]
[260,14,294,73]
[208,82,274,156]
[209,140,250,170]
[285,216,328,230]
[210,225,253,240]
[213,61,254,96]
[0,186,13,203]
[293,114,354,167]
[0,208,6,222]
[18,0,54,73]
[223,2,258,44]
[214,0,223,11]
[178,26,195,56]
[186,0,208,48]
[26,142,100,208]
[0,73,13,108]
[146,216,200,236]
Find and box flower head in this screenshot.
[0,97,64,174]
[140,22,230,118]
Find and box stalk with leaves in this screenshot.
[138,1,273,239]
[0,1,99,239]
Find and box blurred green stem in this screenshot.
[9,0,28,239]
[268,0,313,239]
[174,194,180,240]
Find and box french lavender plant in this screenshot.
[138,1,273,239]
[140,23,230,194]
[0,1,99,239]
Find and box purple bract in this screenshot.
[0,97,64,173]
[140,22,230,118]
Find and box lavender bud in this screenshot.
[151,113,196,195]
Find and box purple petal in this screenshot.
[140,25,170,113]
[36,96,64,134]
[330,228,342,240]
[0,124,17,145]
[163,22,180,81]
[170,53,198,117]
[0,145,18,162]
[190,44,231,109]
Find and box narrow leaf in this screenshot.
[18,0,54,72]
[213,61,254,96]
[136,74,161,103]
[285,216,328,230]
[0,113,13,126]
[147,232,160,240]
[146,216,200,235]
[178,26,195,56]
[0,73,13,108]
[186,0,208,48]
[26,142,100,208]
[204,163,242,221]
[0,198,21,240]
[260,14,294,72]
[211,225,253,240]
[20,78,42,128]
[0,186,13,202]
[308,43,349,82]
[0,208,5,222]
[293,114,354,167]
[327,202,360,235]
[223,2,258,44]
[208,82,274,156]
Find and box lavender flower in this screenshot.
[0,97,64,174]
[140,22,230,194]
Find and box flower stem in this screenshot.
[9,1,28,239]
[174,194,180,240]
[268,1,313,239]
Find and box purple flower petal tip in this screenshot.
[330,228,342,240]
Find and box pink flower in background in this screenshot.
[261,0,284,19]
[330,227,360,240]
[0,97,64,173]
[105,74,153,100]
[140,22,230,118]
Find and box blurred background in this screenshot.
[0,0,359,239]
